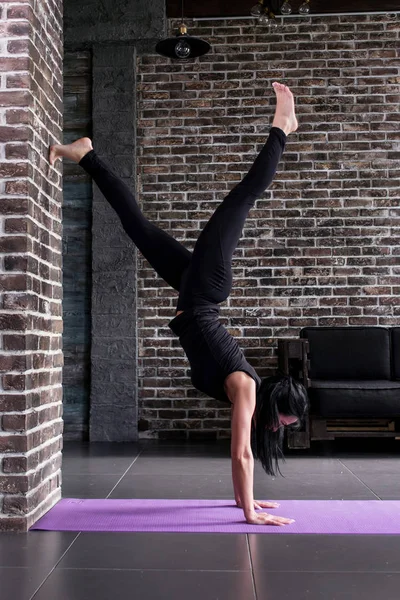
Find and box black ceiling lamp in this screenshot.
[156,0,211,60]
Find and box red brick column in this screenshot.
[0,0,64,532]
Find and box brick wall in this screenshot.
[136,14,400,440]
[62,51,92,440]
[0,0,64,530]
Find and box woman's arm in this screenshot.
[228,375,257,522]
[227,372,296,527]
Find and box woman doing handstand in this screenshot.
[50,82,309,526]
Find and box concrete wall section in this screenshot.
[90,45,138,441]
[62,52,92,440]
[64,0,166,49]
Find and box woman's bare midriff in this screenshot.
[176,310,184,316]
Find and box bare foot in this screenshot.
[49,137,93,166]
[271,82,298,136]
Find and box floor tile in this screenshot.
[265,457,346,475]
[32,569,256,600]
[0,567,51,600]
[62,454,139,475]
[253,472,378,500]
[254,571,400,600]
[249,534,400,572]
[56,532,251,570]
[110,472,234,499]
[0,531,78,567]
[140,443,229,456]
[344,473,400,500]
[61,441,141,476]
[129,455,347,476]
[339,457,400,474]
[62,451,140,473]
[127,455,230,475]
[61,473,124,498]
[62,441,140,458]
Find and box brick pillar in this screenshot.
[0,0,63,531]
[90,45,138,441]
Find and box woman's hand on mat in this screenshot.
[245,511,295,526]
[236,499,280,510]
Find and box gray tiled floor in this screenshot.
[1,438,400,600]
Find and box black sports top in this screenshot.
[168,305,261,404]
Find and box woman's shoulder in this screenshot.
[224,371,256,394]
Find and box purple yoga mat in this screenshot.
[30,499,400,534]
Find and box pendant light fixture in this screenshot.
[250,0,310,22]
[156,0,211,60]
[250,0,264,17]
[298,0,311,14]
[280,1,292,13]
[252,1,279,30]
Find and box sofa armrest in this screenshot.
[277,338,310,388]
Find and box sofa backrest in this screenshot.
[300,327,391,380]
[391,328,400,380]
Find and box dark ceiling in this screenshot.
[167,0,399,18]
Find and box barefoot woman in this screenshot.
[50,82,309,526]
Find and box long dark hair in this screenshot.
[251,374,309,477]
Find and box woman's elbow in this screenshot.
[231,449,253,462]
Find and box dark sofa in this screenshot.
[278,327,400,449]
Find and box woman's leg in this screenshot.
[50,139,192,292]
[177,82,297,309]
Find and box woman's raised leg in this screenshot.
[50,139,192,292]
[177,82,298,309]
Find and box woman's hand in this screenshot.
[236,499,280,510]
[245,511,295,526]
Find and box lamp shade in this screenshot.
[156,29,210,60]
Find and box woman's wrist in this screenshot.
[245,509,257,522]
[244,507,256,519]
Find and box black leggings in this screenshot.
[79,127,286,311]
